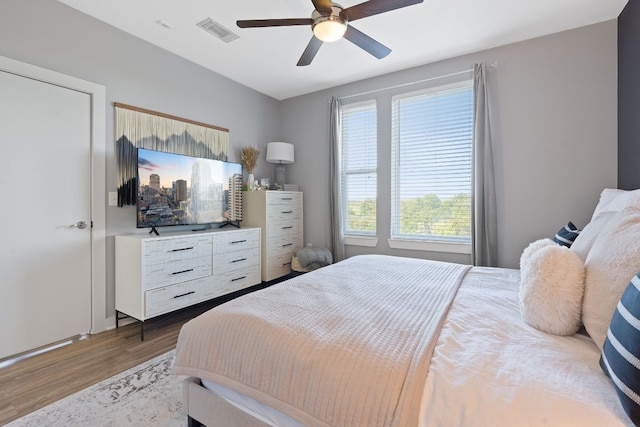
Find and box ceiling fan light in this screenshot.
[313,18,347,42]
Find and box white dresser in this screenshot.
[242,191,303,282]
[115,227,260,338]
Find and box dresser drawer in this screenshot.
[266,192,302,206]
[145,279,209,317]
[213,229,260,255]
[143,255,212,290]
[268,233,303,253]
[266,204,302,222]
[213,246,260,272]
[142,235,212,266]
[267,252,294,280]
[267,218,302,239]
[204,267,262,299]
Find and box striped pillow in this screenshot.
[553,221,580,247]
[600,272,640,424]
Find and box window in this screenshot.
[391,80,473,245]
[340,100,377,236]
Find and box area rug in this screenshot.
[7,350,186,426]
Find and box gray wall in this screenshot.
[282,21,618,269]
[618,1,640,190]
[0,0,283,320]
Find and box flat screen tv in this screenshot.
[136,148,243,232]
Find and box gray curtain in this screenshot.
[329,97,346,262]
[472,63,498,266]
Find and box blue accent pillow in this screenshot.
[553,221,580,247]
[600,272,640,425]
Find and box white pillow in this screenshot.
[582,206,640,349]
[519,244,585,336]
[591,188,640,221]
[519,238,555,271]
[570,211,615,262]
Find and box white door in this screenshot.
[0,70,92,359]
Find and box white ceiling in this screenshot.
[57,0,627,100]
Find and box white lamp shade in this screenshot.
[266,142,294,164]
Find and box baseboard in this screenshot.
[104,314,137,331]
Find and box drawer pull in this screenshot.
[173,291,195,299]
[171,268,194,275]
[280,197,293,200]
[281,211,293,214]
[230,239,247,244]
[282,226,293,229]
[170,247,194,252]
[231,258,247,263]
[231,276,247,282]
[282,243,293,247]
[282,262,292,267]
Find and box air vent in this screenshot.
[197,18,239,43]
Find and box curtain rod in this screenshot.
[337,62,497,101]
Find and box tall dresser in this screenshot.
[242,191,303,282]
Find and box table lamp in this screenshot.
[266,142,294,186]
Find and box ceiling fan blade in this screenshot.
[343,26,391,59]
[311,0,333,13]
[297,36,324,66]
[237,18,313,28]
[341,0,423,22]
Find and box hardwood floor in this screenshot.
[0,303,205,426]
[0,278,287,426]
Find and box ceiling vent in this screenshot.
[197,18,239,43]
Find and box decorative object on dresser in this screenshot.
[240,145,260,190]
[115,227,260,339]
[266,142,294,186]
[259,177,270,189]
[242,191,303,282]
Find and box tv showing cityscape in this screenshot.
[136,148,242,229]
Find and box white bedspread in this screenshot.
[173,256,631,426]
[421,267,631,426]
[172,255,470,427]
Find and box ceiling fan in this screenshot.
[236,0,424,66]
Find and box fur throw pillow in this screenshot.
[520,245,585,335]
[520,238,555,271]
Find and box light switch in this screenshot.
[108,192,118,206]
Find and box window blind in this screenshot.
[391,81,473,242]
[340,100,377,235]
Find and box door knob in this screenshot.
[68,220,88,229]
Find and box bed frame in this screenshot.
[183,377,270,427]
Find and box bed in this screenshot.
[172,188,640,427]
